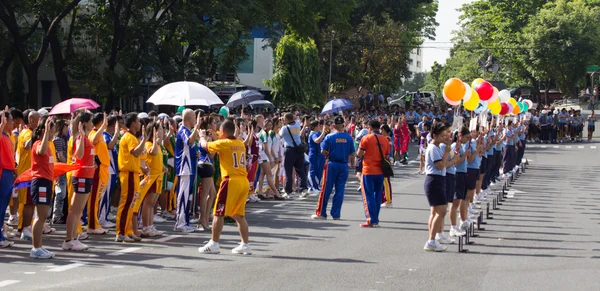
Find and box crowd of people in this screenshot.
[0,100,536,258]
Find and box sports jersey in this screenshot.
[207,138,247,178]
[118,131,141,173]
[31,140,54,181]
[455,142,467,173]
[16,128,32,175]
[466,139,481,169]
[103,132,118,175]
[145,141,164,175]
[90,129,110,167]
[321,132,355,163]
[425,143,445,176]
[359,132,390,175]
[309,131,322,155]
[73,136,95,178]
[0,132,15,170]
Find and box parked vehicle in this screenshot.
[389,91,437,110]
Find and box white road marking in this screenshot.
[553,146,559,148]
[0,280,20,287]
[112,266,125,269]
[47,262,85,272]
[274,202,290,208]
[107,247,141,256]
[541,146,547,148]
[252,209,268,214]
[592,146,597,149]
[566,146,572,148]
[578,146,584,149]
[24,272,35,275]
[154,235,182,243]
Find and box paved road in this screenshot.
[1,144,600,291]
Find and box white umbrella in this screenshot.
[226,90,264,109]
[249,100,275,109]
[147,81,223,106]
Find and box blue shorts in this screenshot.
[466,168,479,191]
[454,172,467,200]
[479,157,487,173]
[424,175,446,207]
[445,174,456,203]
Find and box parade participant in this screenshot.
[380,124,393,207]
[63,112,95,251]
[256,117,284,199]
[415,123,430,175]
[311,116,355,220]
[16,111,40,240]
[114,113,146,243]
[307,120,327,193]
[588,110,596,142]
[7,108,24,227]
[0,109,15,248]
[270,117,284,194]
[99,115,120,228]
[196,116,217,231]
[198,120,252,255]
[139,122,165,237]
[474,126,490,203]
[450,127,470,236]
[279,113,308,195]
[357,120,390,228]
[502,121,515,177]
[29,116,56,258]
[423,122,451,252]
[438,126,457,244]
[51,120,68,224]
[87,113,110,235]
[174,109,202,233]
[466,126,483,221]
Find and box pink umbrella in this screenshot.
[49,98,100,115]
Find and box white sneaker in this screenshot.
[88,228,109,235]
[71,239,89,251]
[468,207,479,215]
[142,227,161,237]
[459,220,470,230]
[198,240,220,254]
[311,214,327,220]
[30,248,55,259]
[189,217,199,224]
[247,194,260,203]
[490,182,495,186]
[78,232,89,240]
[435,233,455,244]
[231,243,252,255]
[107,213,117,222]
[7,215,18,226]
[380,203,392,208]
[150,225,164,236]
[101,221,116,228]
[299,192,310,198]
[423,240,447,252]
[115,234,135,243]
[174,225,196,233]
[449,227,466,237]
[0,240,14,248]
[153,214,167,223]
[162,211,175,220]
[20,226,32,240]
[42,224,56,234]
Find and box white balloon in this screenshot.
[498,89,511,103]
[462,82,472,102]
[523,99,533,109]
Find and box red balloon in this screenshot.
[499,103,510,115]
[475,81,494,101]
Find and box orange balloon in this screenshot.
[443,78,466,102]
[512,104,520,115]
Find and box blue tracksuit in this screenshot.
[315,132,355,219]
[308,131,325,190]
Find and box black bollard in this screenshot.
[493,198,497,210]
[458,234,468,252]
[497,192,503,205]
[469,221,478,239]
[477,212,486,230]
[486,202,493,218]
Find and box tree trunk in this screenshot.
[0,54,13,106]
[26,69,39,108]
[48,33,72,101]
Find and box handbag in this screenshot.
[374,135,394,177]
[286,125,308,154]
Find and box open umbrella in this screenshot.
[147,81,223,106]
[226,90,264,109]
[49,98,100,115]
[249,100,275,110]
[321,98,354,115]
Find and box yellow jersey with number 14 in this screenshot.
[207,138,247,178]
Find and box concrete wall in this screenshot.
[237,38,274,90]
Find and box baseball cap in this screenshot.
[334,116,345,125]
[138,112,149,119]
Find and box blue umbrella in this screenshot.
[321,98,354,115]
[225,90,264,109]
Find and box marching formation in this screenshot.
[0,99,532,259]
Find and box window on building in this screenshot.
[409,58,414,65]
[416,48,420,56]
[237,39,255,74]
[417,61,421,68]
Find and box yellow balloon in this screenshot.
[508,97,518,107]
[488,99,501,115]
[471,78,485,88]
[463,89,480,111]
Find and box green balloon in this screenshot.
[219,107,229,118]
[177,106,185,114]
[523,103,529,112]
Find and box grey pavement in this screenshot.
[1,144,600,290]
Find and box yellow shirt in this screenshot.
[118,132,140,173]
[145,141,163,175]
[49,140,56,163]
[207,138,247,178]
[89,129,110,167]
[67,136,74,165]
[16,129,32,175]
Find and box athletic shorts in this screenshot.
[31,178,53,205]
[445,174,456,203]
[197,163,215,179]
[589,125,595,132]
[18,186,33,205]
[466,168,479,191]
[72,177,93,194]
[214,176,250,217]
[424,174,447,207]
[454,172,467,200]
[479,157,487,174]
[355,157,363,173]
[147,175,164,195]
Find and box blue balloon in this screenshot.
[474,100,488,115]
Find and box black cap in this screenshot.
[334,116,345,125]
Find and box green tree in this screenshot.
[265,34,322,106]
[401,72,426,93]
[422,61,445,103]
[523,0,600,97]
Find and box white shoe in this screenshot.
[490,182,495,186]
[468,207,479,215]
[161,211,175,220]
[189,217,199,224]
[115,234,135,243]
[78,232,89,240]
[153,214,167,223]
[449,227,466,237]
[42,224,56,234]
[72,239,89,251]
[107,213,117,222]
[231,243,252,255]
[20,226,32,240]
[101,221,116,228]
[247,194,260,203]
[174,225,196,233]
[311,214,327,220]
[435,233,455,244]
[299,192,310,198]
[30,248,55,259]
[88,228,109,235]
[7,215,18,226]
[142,227,161,237]
[150,225,164,236]
[424,240,447,252]
[0,240,14,248]
[380,203,392,208]
[198,240,220,254]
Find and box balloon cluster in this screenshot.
[443,78,532,116]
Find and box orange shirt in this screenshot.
[72,136,95,178]
[359,133,390,175]
[31,140,54,180]
[0,133,15,170]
